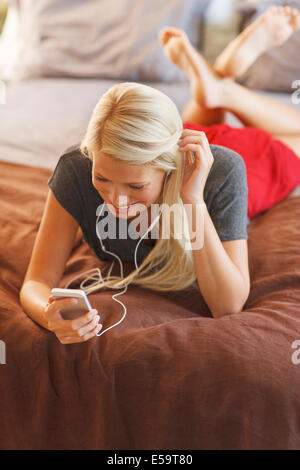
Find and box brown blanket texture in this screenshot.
[0,160,300,450]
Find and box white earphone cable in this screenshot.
[64,172,169,336]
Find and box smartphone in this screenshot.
[51,288,93,320]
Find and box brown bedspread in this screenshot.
[0,160,300,450]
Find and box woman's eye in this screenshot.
[130,185,145,190]
[96,177,107,183]
[96,177,144,190]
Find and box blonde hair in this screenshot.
[80,82,197,292]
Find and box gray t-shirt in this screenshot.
[47,143,249,264]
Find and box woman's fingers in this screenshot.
[61,309,98,331]
[45,296,103,344]
[45,297,77,319]
[47,300,100,329]
[179,133,209,148]
[47,299,97,328]
[54,313,100,336]
[58,323,103,344]
[179,143,207,159]
[179,130,214,204]
[180,129,206,137]
[76,315,101,337]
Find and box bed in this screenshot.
[0,142,300,449]
[1,0,300,451]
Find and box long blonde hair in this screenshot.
[80,82,197,292]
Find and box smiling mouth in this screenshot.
[109,202,138,210]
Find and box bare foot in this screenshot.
[214,5,300,78]
[159,27,224,109]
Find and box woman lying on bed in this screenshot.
[20,5,300,344]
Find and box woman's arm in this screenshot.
[184,201,250,317]
[178,128,250,317]
[19,189,79,330]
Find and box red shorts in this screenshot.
[183,122,300,220]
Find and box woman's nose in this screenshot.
[110,189,130,207]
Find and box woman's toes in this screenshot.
[272,6,281,14]
[164,26,185,36]
[159,27,183,45]
[290,10,300,30]
[159,27,190,50]
[159,28,171,45]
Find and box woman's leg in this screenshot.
[160,27,226,126]
[196,77,300,157]
[181,99,225,126]
[159,25,300,156]
[219,78,300,136]
[213,5,300,78]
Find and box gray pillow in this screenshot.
[9,0,209,83]
[236,0,300,92]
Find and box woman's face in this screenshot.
[92,150,167,219]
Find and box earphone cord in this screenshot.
[64,172,169,336]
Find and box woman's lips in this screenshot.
[108,201,138,212]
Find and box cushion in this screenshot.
[236,0,300,92]
[3,0,209,83]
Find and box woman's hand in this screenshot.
[178,129,214,204]
[44,297,102,344]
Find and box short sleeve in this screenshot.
[205,145,249,241]
[47,151,85,225]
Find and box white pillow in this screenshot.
[5,0,209,83]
